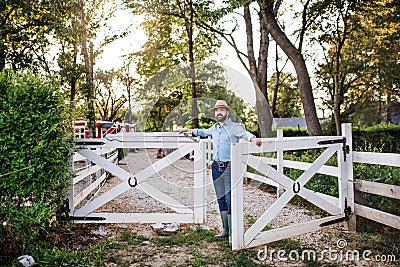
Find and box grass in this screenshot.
[2,220,399,266]
[120,230,149,245]
[5,239,122,267]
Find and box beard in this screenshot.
[216,113,227,122]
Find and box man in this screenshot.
[178,100,262,243]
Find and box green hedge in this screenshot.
[352,124,400,153]
[0,70,73,259]
[276,124,400,153]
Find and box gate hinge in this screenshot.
[318,137,349,161]
[319,198,352,227]
[69,216,106,221]
[76,140,105,146]
[342,143,350,162]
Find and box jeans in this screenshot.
[212,163,232,215]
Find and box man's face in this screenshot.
[215,108,229,122]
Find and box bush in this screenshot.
[352,124,400,153]
[0,70,73,260]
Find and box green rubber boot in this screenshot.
[227,214,232,244]
[215,211,229,238]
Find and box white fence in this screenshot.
[352,151,400,230]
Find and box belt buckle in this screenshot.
[218,162,225,167]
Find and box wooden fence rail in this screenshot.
[71,148,118,209]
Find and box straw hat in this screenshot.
[209,100,233,113]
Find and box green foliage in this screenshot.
[134,62,254,132]
[267,72,302,118]
[310,0,400,128]
[0,70,74,258]
[352,124,400,153]
[281,127,309,137]
[119,230,149,245]
[0,1,71,72]
[128,0,221,78]
[5,239,122,267]
[154,227,217,247]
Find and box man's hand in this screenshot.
[175,128,194,134]
[250,137,262,147]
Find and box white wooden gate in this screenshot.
[68,132,207,224]
[231,124,354,250]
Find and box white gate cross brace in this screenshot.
[74,143,197,216]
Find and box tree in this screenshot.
[194,0,322,135]
[310,0,400,132]
[55,0,127,133]
[126,0,221,129]
[260,1,322,135]
[134,61,251,132]
[0,1,71,72]
[268,72,301,118]
[118,57,139,124]
[94,69,127,121]
[309,0,360,135]
[193,1,275,137]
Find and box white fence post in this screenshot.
[342,123,356,231]
[277,129,284,197]
[68,149,74,216]
[194,140,207,223]
[206,137,213,166]
[231,142,246,250]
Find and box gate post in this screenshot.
[231,142,246,250]
[194,140,207,223]
[277,129,284,197]
[67,149,74,216]
[342,123,356,231]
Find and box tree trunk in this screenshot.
[0,37,5,71]
[271,42,280,116]
[79,0,95,136]
[186,0,199,129]
[262,8,322,136]
[333,47,341,135]
[127,81,132,124]
[244,5,273,137]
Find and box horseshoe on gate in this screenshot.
[293,182,301,193]
[128,176,138,187]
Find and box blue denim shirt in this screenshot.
[193,118,255,162]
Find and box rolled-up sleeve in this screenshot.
[233,124,255,141]
[193,128,212,137]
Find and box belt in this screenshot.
[213,161,230,167]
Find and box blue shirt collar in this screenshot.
[215,117,232,128]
